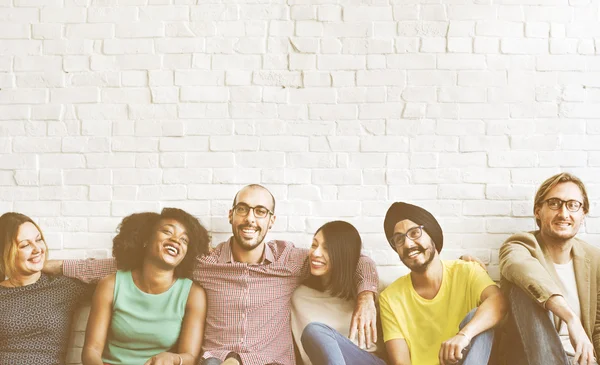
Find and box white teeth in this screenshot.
[165,244,178,256]
[408,251,420,258]
[311,260,325,266]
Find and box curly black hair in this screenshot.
[112,208,210,279]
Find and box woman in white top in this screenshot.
[290,221,386,365]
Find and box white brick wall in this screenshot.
[2,1,600,359]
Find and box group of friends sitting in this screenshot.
[0,172,599,365]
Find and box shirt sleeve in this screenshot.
[63,258,117,284]
[467,262,497,305]
[354,255,379,295]
[380,293,405,342]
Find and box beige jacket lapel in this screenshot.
[572,241,591,335]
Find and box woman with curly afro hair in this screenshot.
[83,208,210,365]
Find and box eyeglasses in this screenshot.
[542,198,583,213]
[391,225,424,248]
[232,203,273,218]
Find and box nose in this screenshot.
[558,203,570,218]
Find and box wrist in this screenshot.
[457,330,472,342]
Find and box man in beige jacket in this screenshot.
[499,172,600,365]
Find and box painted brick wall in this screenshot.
[2,0,600,276]
[2,0,599,363]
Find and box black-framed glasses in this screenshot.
[542,198,583,212]
[391,225,424,248]
[232,203,273,218]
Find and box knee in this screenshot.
[301,322,333,345]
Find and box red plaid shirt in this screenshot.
[64,239,378,365]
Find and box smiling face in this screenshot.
[228,186,276,252]
[535,181,586,244]
[394,219,436,273]
[146,219,189,268]
[309,230,331,279]
[13,222,47,277]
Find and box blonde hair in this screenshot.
[534,173,589,227]
[0,213,47,279]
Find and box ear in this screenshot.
[534,204,541,220]
[269,214,276,230]
[228,209,233,224]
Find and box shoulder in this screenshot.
[271,239,305,262]
[186,282,206,308]
[502,231,540,247]
[445,260,488,279]
[381,274,411,299]
[97,272,117,292]
[574,237,600,257]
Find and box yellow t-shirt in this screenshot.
[380,260,496,365]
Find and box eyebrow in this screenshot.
[162,224,188,235]
[18,234,41,244]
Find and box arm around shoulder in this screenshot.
[82,273,116,365]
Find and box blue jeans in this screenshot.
[501,285,570,365]
[458,308,495,365]
[301,309,494,365]
[301,322,387,365]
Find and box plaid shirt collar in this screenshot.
[218,237,275,264]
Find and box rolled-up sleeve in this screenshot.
[63,258,117,284]
[355,255,379,295]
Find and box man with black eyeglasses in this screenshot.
[499,173,600,365]
[380,202,506,365]
[48,183,379,365]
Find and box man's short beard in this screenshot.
[401,246,436,274]
[232,232,265,252]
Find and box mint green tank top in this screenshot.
[102,270,193,365]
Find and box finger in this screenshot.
[439,345,446,365]
[348,318,358,343]
[365,323,373,349]
[370,320,378,346]
[455,343,463,361]
[358,325,366,349]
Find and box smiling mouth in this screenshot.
[164,244,179,256]
[406,250,422,259]
[240,227,258,238]
[311,260,326,268]
[28,254,43,263]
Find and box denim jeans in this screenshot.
[502,285,571,365]
[301,322,387,365]
[301,308,494,365]
[458,308,495,365]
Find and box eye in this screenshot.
[180,237,189,245]
[255,207,268,216]
[162,229,173,235]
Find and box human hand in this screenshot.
[439,333,470,365]
[459,255,487,271]
[143,352,182,365]
[349,291,377,349]
[567,319,596,365]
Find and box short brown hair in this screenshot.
[112,208,210,279]
[534,172,589,227]
[0,212,47,279]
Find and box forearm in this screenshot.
[42,259,64,275]
[546,295,579,324]
[65,258,117,284]
[82,348,104,365]
[460,293,507,339]
[355,255,379,294]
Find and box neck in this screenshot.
[134,262,176,294]
[319,273,332,289]
[541,232,573,264]
[231,240,265,264]
[410,256,443,291]
[6,271,41,287]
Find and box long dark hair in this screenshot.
[112,207,210,279]
[305,220,362,301]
